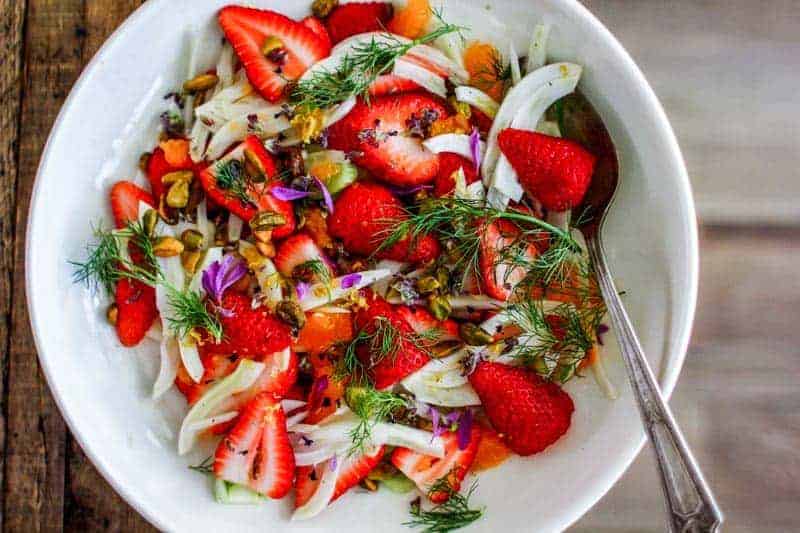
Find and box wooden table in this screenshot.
[1,1,797,531]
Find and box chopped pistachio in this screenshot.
[153,236,184,257]
[142,209,159,237]
[243,148,267,183]
[162,170,194,186]
[276,300,306,330]
[183,73,218,93]
[250,211,286,233]
[166,179,190,208]
[416,276,440,295]
[256,241,276,258]
[311,0,338,18]
[106,303,119,326]
[180,229,204,251]
[428,294,452,321]
[181,250,202,274]
[459,323,493,346]
[261,36,284,57]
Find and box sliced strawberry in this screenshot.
[301,16,332,50]
[328,182,440,264]
[197,136,296,238]
[369,74,421,97]
[469,361,574,456]
[214,393,295,498]
[110,181,154,229]
[324,2,393,44]
[218,6,331,102]
[354,292,430,389]
[478,219,539,301]
[327,93,448,187]
[391,427,481,503]
[498,129,596,211]
[114,278,157,347]
[433,153,480,197]
[294,446,385,509]
[205,292,292,357]
[396,306,459,342]
[273,232,335,281]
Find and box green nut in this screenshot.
[181,250,202,274]
[427,295,452,321]
[162,170,194,186]
[415,276,441,295]
[166,179,190,208]
[459,323,493,346]
[183,73,218,93]
[106,303,119,326]
[311,0,338,18]
[153,236,185,258]
[344,386,369,412]
[181,229,204,251]
[435,266,450,290]
[261,36,284,57]
[243,148,267,183]
[142,209,159,237]
[138,152,151,173]
[275,300,306,330]
[249,211,287,232]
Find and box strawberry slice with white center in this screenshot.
[110,181,154,229]
[327,93,448,187]
[213,393,295,499]
[218,6,332,102]
[369,74,421,97]
[273,232,335,282]
[478,219,540,301]
[396,306,460,342]
[391,428,481,503]
[294,446,385,513]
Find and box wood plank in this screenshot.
[572,226,800,532]
[61,2,155,531]
[3,0,85,531]
[0,0,27,521]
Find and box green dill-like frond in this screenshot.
[166,286,224,342]
[346,386,408,455]
[335,329,371,383]
[70,224,125,296]
[215,159,253,207]
[405,478,484,532]
[291,18,465,111]
[298,259,332,285]
[188,456,214,475]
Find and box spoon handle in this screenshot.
[585,235,723,533]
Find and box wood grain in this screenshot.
[0,0,27,521]
[3,0,84,530]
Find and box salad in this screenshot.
[72,0,618,530]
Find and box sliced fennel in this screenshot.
[178,359,266,454]
[215,42,236,88]
[509,42,522,85]
[227,214,244,242]
[526,24,551,73]
[454,86,500,119]
[298,269,392,311]
[393,58,447,98]
[292,456,342,521]
[214,478,266,505]
[422,134,486,163]
[153,335,180,400]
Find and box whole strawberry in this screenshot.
[328,182,440,264]
[207,292,291,357]
[498,129,596,211]
[469,361,574,455]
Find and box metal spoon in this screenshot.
[558,93,723,532]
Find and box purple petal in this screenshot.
[271,186,311,202]
[469,128,482,175]
[314,177,334,214]
[457,409,474,450]
[340,273,362,290]
[329,454,338,471]
[296,281,310,301]
[429,406,445,440]
[596,324,610,346]
[444,411,461,428]
[216,305,235,318]
[313,375,329,396]
[202,256,247,303]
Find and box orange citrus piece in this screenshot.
[471,424,512,472]
[463,41,507,102]
[159,138,191,167]
[293,311,354,355]
[388,0,433,39]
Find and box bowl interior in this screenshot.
[26,0,697,531]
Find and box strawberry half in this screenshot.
[110,181,154,229]
[294,446,385,509]
[433,153,480,197]
[469,361,574,456]
[327,93,448,187]
[205,292,292,357]
[214,393,295,498]
[273,232,335,282]
[324,2,393,44]
[328,181,440,264]
[197,135,295,238]
[114,278,157,347]
[369,74,421,97]
[478,219,539,301]
[498,129,596,211]
[353,292,431,389]
[218,6,331,102]
[391,427,481,503]
[300,16,332,50]
[396,306,460,342]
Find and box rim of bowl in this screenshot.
[25,0,699,531]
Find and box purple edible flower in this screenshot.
[202,255,247,305]
[329,454,338,471]
[340,273,362,290]
[429,406,444,439]
[314,177,334,214]
[313,375,329,396]
[296,281,310,301]
[456,409,474,450]
[271,186,311,202]
[596,324,610,345]
[387,184,433,197]
[469,127,482,175]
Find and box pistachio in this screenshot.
[261,36,284,57]
[138,152,151,173]
[253,229,273,244]
[184,179,204,221]
[239,241,266,268]
[166,179,190,208]
[142,209,159,237]
[311,0,338,18]
[243,148,267,183]
[427,294,452,321]
[275,300,306,330]
[153,236,185,257]
[181,250,202,274]
[106,303,119,326]
[181,229,204,251]
[415,275,440,295]
[435,267,450,290]
[183,73,218,93]
[158,196,179,225]
[256,240,276,258]
[250,211,286,233]
[162,170,194,186]
[459,323,493,346]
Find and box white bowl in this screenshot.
[26,0,697,531]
